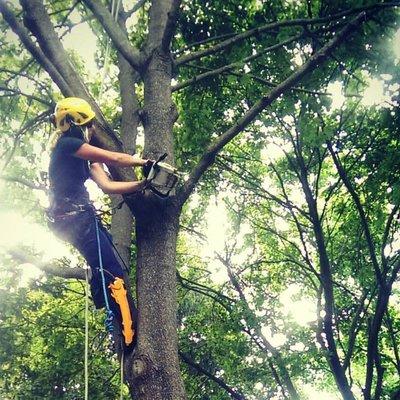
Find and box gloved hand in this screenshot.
[142,159,155,178]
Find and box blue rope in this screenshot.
[95,216,114,333]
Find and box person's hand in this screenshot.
[142,159,155,168]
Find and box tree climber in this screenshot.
[47,97,150,350]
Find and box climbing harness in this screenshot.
[144,153,180,198]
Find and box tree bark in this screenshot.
[131,206,186,399]
[123,1,185,395]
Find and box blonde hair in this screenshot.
[47,124,91,153]
[48,130,64,152]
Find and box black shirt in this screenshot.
[49,127,90,203]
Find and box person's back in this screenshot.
[49,126,90,204]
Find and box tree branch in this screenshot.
[161,0,182,52]
[173,32,305,92]
[217,253,300,400]
[1,109,52,172]
[0,67,54,96]
[177,12,366,206]
[173,21,350,93]
[296,133,355,399]
[0,85,53,106]
[381,205,400,274]
[177,272,233,311]
[81,0,143,71]
[364,286,392,400]
[179,351,246,400]
[174,32,236,55]
[0,175,48,192]
[174,3,399,66]
[384,311,400,375]
[125,0,148,18]
[8,249,85,280]
[343,290,369,371]
[217,157,310,219]
[0,1,73,96]
[326,140,384,287]
[142,0,182,54]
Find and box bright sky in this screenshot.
[0,209,72,289]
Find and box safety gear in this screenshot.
[54,97,95,132]
[144,153,179,198]
[109,278,134,346]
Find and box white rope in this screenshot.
[84,267,90,400]
[120,351,124,400]
[98,0,122,101]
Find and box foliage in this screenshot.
[1,0,400,399]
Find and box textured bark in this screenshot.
[142,51,176,162]
[125,27,186,398]
[132,206,186,399]
[117,1,185,397]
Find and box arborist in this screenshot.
[47,97,150,350]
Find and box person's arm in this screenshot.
[75,143,148,167]
[90,162,147,194]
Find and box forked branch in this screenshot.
[82,0,144,71]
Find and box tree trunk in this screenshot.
[123,44,186,398]
[128,205,186,399]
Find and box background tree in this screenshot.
[0,0,400,399]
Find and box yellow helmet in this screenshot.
[54,97,95,132]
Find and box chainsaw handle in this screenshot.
[155,153,168,165]
[144,153,167,184]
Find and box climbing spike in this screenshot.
[109,278,134,346]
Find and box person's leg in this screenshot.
[73,214,137,345]
[51,211,137,348]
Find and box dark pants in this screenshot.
[48,207,135,326]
